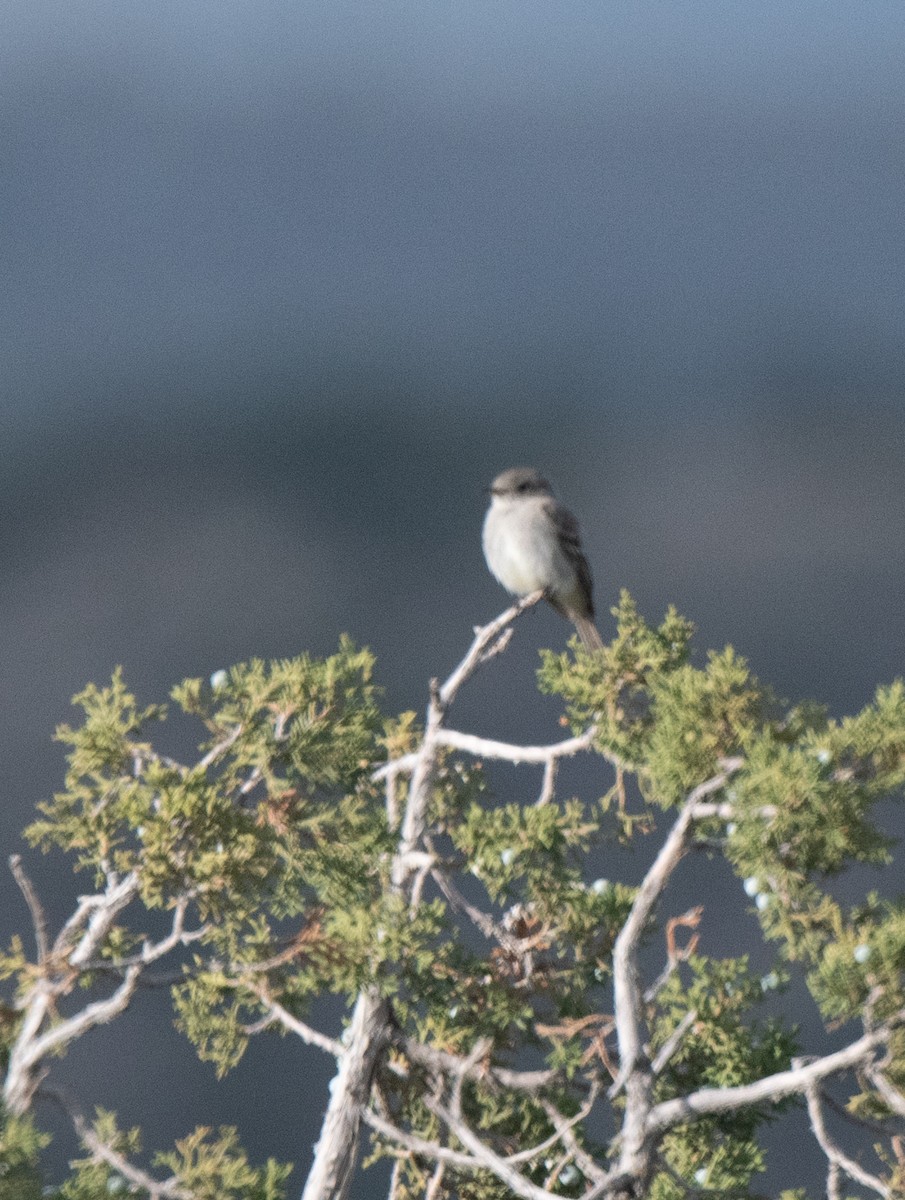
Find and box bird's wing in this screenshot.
[543,498,595,619]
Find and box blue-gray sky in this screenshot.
[6,1,905,425]
[4,3,905,1194]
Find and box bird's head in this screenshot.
[488,467,554,499]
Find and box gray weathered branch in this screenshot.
[42,1085,191,1200]
[804,1078,889,1198]
[3,865,201,1116]
[9,855,49,964]
[303,597,541,1200]
[606,761,743,1186]
[647,1021,904,1134]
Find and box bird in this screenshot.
[482,467,603,650]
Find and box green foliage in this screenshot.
[452,798,596,903]
[155,1125,290,1200]
[538,591,695,771]
[173,968,257,1076]
[723,681,905,1014]
[644,956,798,1196]
[0,1109,48,1200]
[53,1110,142,1200]
[539,593,767,808]
[808,894,905,1025]
[26,667,166,878]
[7,601,905,1197]
[27,640,383,885]
[649,1125,767,1199]
[44,1113,290,1200]
[172,638,383,796]
[0,937,29,1007]
[652,956,796,1098]
[642,647,767,807]
[373,1079,592,1200]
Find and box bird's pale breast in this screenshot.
[482,499,575,596]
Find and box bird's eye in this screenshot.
[517,481,531,493]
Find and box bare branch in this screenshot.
[53,892,112,960]
[425,1095,561,1200]
[607,760,743,1184]
[240,982,343,1057]
[383,764,402,827]
[409,855,434,914]
[24,857,139,982]
[536,756,558,806]
[650,1010,698,1077]
[539,1096,607,1184]
[373,752,419,782]
[359,1106,480,1170]
[693,801,777,821]
[41,1085,190,1200]
[5,963,142,1114]
[27,965,142,1063]
[393,600,541,890]
[240,1011,277,1036]
[613,766,741,1076]
[436,725,597,766]
[67,871,140,967]
[643,908,703,1005]
[302,604,545,1200]
[386,1158,403,1200]
[196,723,244,772]
[804,1079,889,1197]
[373,724,597,782]
[611,812,692,1085]
[75,896,207,974]
[440,593,543,709]
[9,855,49,964]
[399,1035,561,1094]
[238,766,263,797]
[6,880,197,1115]
[386,1158,402,1200]
[503,1083,599,1167]
[827,1161,843,1200]
[300,986,390,1200]
[647,1022,904,1135]
[448,1038,493,1119]
[868,1068,905,1120]
[430,865,510,946]
[425,1162,446,1199]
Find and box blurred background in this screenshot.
[4,2,905,1194]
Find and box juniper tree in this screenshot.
[3,594,905,1199]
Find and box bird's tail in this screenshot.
[572,615,604,651]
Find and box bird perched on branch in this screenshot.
[482,467,603,650]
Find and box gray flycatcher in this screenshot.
[482,467,603,649]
